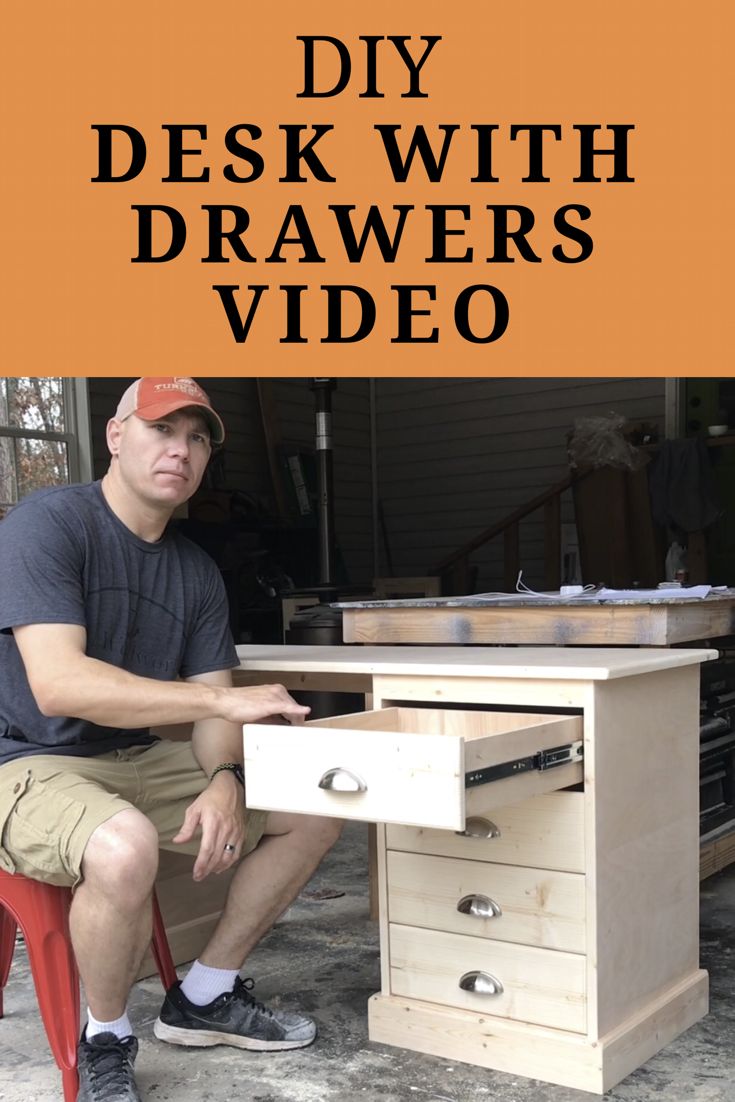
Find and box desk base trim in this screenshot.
[367,970,708,1095]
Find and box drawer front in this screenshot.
[244,719,464,830]
[389,923,586,1033]
[387,851,585,953]
[386,792,585,872]
[244,708,583,832]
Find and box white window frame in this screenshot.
[0,378,94,503]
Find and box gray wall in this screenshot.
[88,377,373,587]
[89,376,667,594]
[373,377,666,590]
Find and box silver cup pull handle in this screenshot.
[318,767,367,793]
[459,970,504,996]
[456,817,501,839]
[457,894,502,919]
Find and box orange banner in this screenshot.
[1,2,732,377]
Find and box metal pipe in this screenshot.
[310,378,336,587]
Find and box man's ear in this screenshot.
[107,417,123,457]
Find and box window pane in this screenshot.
[0,377,65,431]
[0,435,17,516]
[15,437,69,499]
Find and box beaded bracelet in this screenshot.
[210,762,245,786]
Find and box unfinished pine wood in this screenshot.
[368,968,708,1094]
[367,661,711,1092]
[700,830,735,880]
[388,923,587,1032]
[341,599,735,646]
[233,668,372,695]
[236,643,717,682]
[243,717,464,829]
[386,850,586,952]
[376,822,392,995]
[235,649,713,1091]
[369,990,600,1091]
[386,792,585,873]
[243,707,582,830]
[584,665,702,1038]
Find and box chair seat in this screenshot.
[0,869,177,1102]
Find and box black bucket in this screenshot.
[285,604,364,719]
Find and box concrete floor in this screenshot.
[1,824,733,1102]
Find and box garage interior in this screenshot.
[1,375,735,1101]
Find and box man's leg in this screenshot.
[0,756,160,1102]
[70,807,160,1022]
[155,813,342,1050]
[200,812,342,966]
[72,807,160,1102]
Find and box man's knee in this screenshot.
[294,814,344,855]
[81,808,159,900]
[318,815,344,850]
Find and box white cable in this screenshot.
[515,570,596,599]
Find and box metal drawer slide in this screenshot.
[465,741,584,788]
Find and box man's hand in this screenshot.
[172,772,246,881]
[218,683,310,726]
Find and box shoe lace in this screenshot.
[232,976,275,1018]
[84,1039,136,1100]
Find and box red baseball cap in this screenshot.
[114,377,225,445]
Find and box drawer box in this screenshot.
[386,792,585,873]
[386,851,585,953]
[389,923,587,1033]
[244,707,583,831]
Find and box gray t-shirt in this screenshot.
[0,481,238,766]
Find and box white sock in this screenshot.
[86,1009,134,1041]
[180,960,240,1006]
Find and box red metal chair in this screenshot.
[0,869,177,1102]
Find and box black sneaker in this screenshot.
[153,977,317,1051]
[77,1030,141,1102]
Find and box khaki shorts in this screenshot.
[0,740,268,888]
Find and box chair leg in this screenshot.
[0,906,18,1019]
[20,884,80,1102]
[151,891,178,991]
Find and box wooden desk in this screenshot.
[234,642,715,684]
[242,646,715,1093]
[338,598,735,880]
[339,594,735,646]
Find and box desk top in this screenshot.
[337,596,735,646]
[236,644,717,682]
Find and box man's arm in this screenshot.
[12,622,308,728]
[188,669,245,775]
[171,669,251,880]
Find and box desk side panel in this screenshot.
[586,666,702,1038]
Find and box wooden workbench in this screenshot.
[242,645,716,1093]
[338,593,735,646]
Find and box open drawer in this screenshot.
[243,707,583,831]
